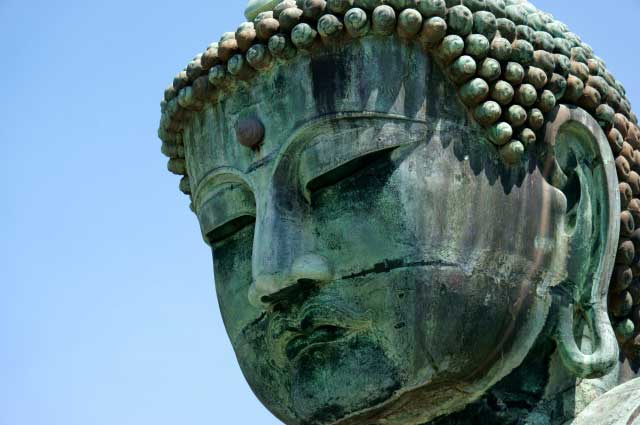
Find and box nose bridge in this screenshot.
[249,189,332,307]
[251,193,301,293]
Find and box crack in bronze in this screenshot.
[340,259,460,280]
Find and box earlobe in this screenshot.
[545,105,620,379]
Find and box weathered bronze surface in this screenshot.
[158,1,640,423]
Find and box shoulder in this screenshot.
[570,378,640,425]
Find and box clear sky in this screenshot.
[2,1,639,424]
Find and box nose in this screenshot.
[249,253,332,308]
[248,197,332,308]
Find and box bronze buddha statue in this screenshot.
[157,1,640,423]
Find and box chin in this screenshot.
[289,334,401,424]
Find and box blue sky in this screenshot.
[1,1,639,424]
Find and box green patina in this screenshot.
[158,1,640,424]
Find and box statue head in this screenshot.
[158,1,640,424]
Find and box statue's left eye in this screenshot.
[306,147,397,195]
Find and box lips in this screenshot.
[268,300,371,363]
[285,324,349,360]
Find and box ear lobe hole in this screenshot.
[564,169,581,231]
[553,146,583,232]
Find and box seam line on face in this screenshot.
[340,259,460,280]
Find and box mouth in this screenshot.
[269,300,371,362]
[285,324,350,360]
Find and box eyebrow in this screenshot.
[239,113,432,179]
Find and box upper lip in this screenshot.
[268,300,371,362]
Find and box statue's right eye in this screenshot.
[206,215,255,245]
[196,182,256,246]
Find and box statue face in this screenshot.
[188,40,568,424]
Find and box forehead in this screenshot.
[182,37,476,192]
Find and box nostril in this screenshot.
[260,278,320,310]
[300,315,314,332]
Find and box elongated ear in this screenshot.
[543,105,620,379]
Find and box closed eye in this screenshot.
[206,215,256,245]
[197,180,256,247]
[306,147,397,194]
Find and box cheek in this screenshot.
[333,263,540,386]
[405,266,539,380]
[214,238,299,422]
[212,226,261,342]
